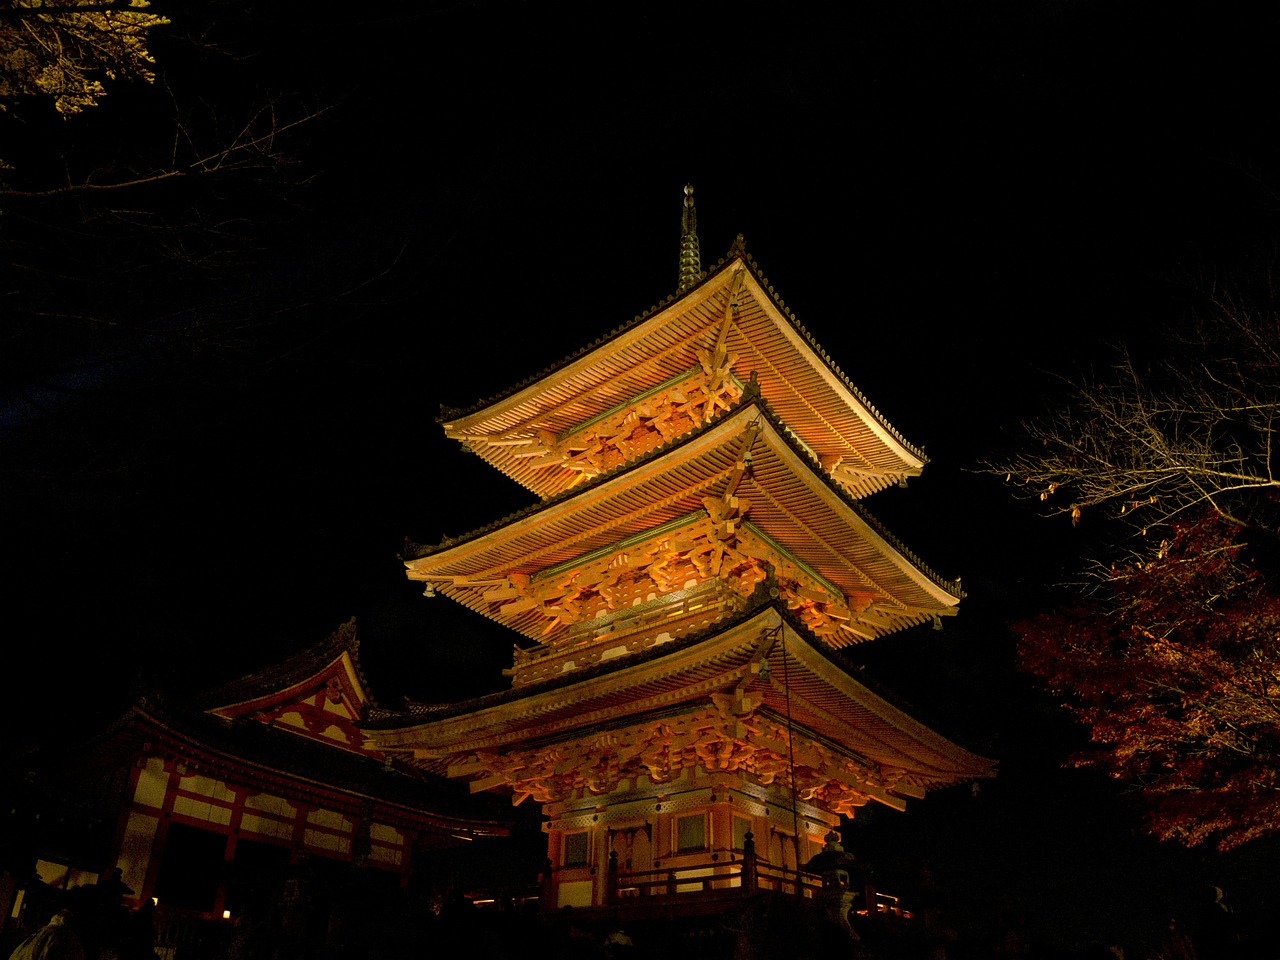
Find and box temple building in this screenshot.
[362,187,995,913]
[2,621,511,951]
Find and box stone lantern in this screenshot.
[803,831,868,939]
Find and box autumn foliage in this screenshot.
[1015,512,1280,851]
[0,0,167,116]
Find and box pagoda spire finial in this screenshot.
[677,183,703,294]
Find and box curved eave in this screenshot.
[364,606,992,791]
[119,703,511,836]
[197,618,377,713]
[765,618,995,788]
[728,262,926,477]
[440,252,925,498]
[408,400,960,645]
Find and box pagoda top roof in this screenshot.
[407,393,960,649]
[363,600,995,803]
[440,241,927,499]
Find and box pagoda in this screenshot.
[363,187,994,912]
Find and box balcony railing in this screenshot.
[593,842,909,924]
[606,856,822,903]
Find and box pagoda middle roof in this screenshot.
[440,248,926,499]
[407,396,960,647]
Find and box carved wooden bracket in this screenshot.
[440,705,894,815]
[445,520,917,677]
[517,366,744,484]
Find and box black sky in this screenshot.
[6,1,1280,948]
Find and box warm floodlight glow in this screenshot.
[222,910,231,920]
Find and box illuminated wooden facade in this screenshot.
[94,621,508,918]
[366,192,994,909]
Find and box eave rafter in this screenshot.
[409,467,732,602]
[726,268,925,489]
[365,605,995,810]
[450,274,749,491]
[414,505,940,674]
[401,698,913,815]
[440,258,924,500]
[408,403,959,667]
[447,272,733,437]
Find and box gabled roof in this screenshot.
[199,618,377,756]
[47,619,515,838]
[200,617,374,711]
[441,244,926,500]
[363,603,994,810]
[407,397,960,650]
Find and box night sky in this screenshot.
[5,1,1280,950]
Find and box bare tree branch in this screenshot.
[983,302,1280,537]
[0,103,326,198]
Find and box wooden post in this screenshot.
[742,832,757,895]
[539,858,554,913]
[794,834,804,899]
[606,850,618,906]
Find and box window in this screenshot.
[563,831,589,867]
[676,814,705,853]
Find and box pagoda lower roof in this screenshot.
[440,250,926,499]
[407,397,960,649]
[362,604,995,808]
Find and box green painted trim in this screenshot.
[533,510,709,583]
[558,367,745,441]
[740,520,844,601]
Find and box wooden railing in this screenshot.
[604,843,824,906]
[599,842,909,923]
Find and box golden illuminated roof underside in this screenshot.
[390,200,991,822]
[407,398,959,677]
[363,606,995,812]
[441,250,926,500]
